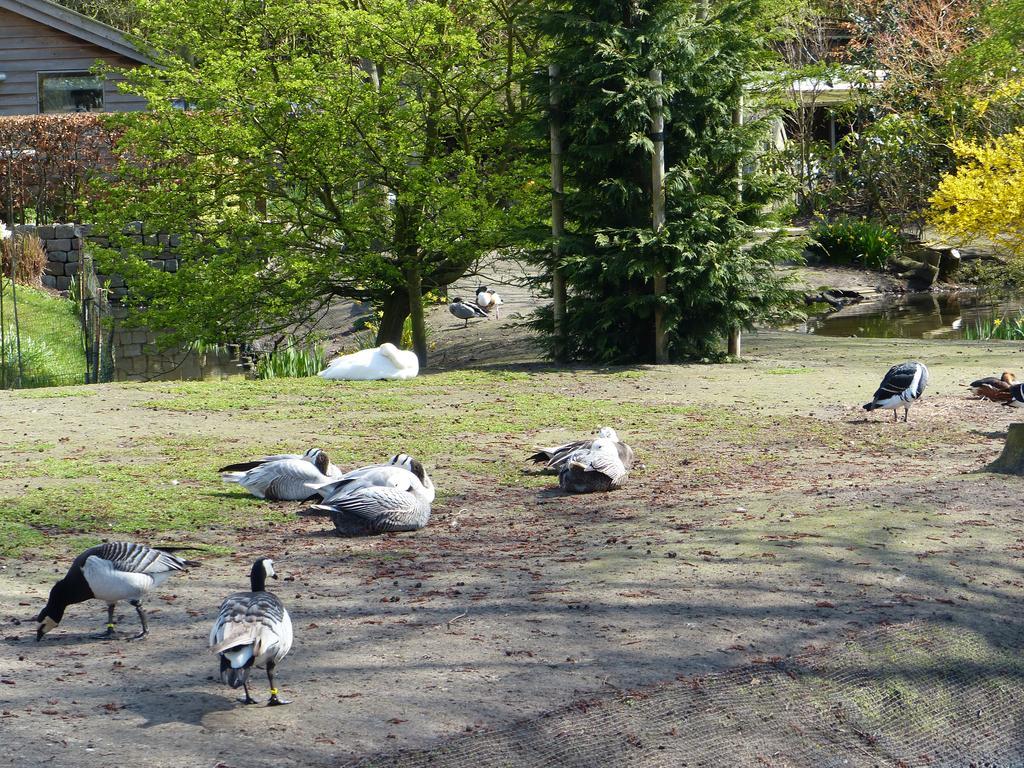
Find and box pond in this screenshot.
[799,291,1024,339]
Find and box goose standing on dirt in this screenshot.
[221,448,337,501]
[863,361,929,422]
[304,453,434,536]
[475,286,504,318]
[36,542,190,641]
[318,343,419,381]
[218,447,342,478]
[210,557,293,706]
[968,371,1016,402]
[530,427,634,473]
[449,297,488,327]
[558,438,631,493]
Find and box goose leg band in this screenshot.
[106,623,115,629]
[270,688,278,695]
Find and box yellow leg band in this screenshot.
[106,623,116,629]
[270,688,278,695]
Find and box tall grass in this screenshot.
[961,313,1024,341]
[255,340,326,379]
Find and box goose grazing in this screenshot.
[210,557,293,706]
[449,297,488,327]
[221,448,337,501]
[863,361,929,422]
[218,447,342,478]
[304,453,434,536]
[558,438,630,493]
[968,371,1016,402]
[36,542,190,641]
[529,427,634,473]
[318,343,419,381]
[475,286,504,318]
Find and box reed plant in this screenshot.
[254,340,326,379]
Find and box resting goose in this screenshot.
[36,542,189,641]
[304,453,434,536]
[1006,383,1024,408]
[449,297,488,327]
[968,371,1016,402]
[558,438,630,493]
[210,557,293,706]
[218,447,342,478]
[318,343,419,381]
[863,361,929,422]
[530,427,634,473]
[221,448,336,501]
[475,286,504,318]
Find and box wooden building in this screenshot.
[0,0,150,116]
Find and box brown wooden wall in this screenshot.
[0,8,148,115]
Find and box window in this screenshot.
[38,72,104,113]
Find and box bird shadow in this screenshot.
[131,690,237,727]
[972,429,1008,440]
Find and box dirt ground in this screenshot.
[3,292,1024,765]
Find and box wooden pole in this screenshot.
[549,64,568,361]
[728,91,744,358]
[650,68,668,364]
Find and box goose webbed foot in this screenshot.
[94,624,117,640]
[128,628,148,641]
[241,682,257,705]
[267,693,289,706]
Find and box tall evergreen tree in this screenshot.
[536,0,803,362]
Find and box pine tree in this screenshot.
[536,0,803,362]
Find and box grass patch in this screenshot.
[1,283,86,388]
[765,367,816,375]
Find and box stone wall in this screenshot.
[12,221,179,298]
[9,222,244,382]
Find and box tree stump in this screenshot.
[987,423,1024,474]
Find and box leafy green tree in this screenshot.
[88,0,541,362]
[534,0,802,362]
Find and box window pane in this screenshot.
[39,73,104,113]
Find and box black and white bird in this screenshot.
[304,453,435,536]
[1006,382,1024,408]
[558,437,631,493]
[968,371,1016,402]
[449,297,488,327]
[529,427,634,473]
[218,448,342,477]
[210,557,293,706]
[475,286,504,318]
[220,448,339,501]
[863,361,929,422]
[36,542,190,641]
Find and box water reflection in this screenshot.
[800,291,1024,339]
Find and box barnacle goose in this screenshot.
[221,448,337,501]
[558,437,631,493]
[863,361,929,422]
[218,447,342,477]
[210,557,293,706]
[303,453,434,536]
[969,371,1016,402]
[36,542,190,641]
[475,286,504,318]
[449,297,488,327]
[529,427,634,473]
[1006,382,1024,408]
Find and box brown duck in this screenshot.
[969,371,1016,402]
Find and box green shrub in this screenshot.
[808,218,902,271]
[962,313,1024,341]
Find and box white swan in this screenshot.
[318,343,419,381]
[558,438,630,494]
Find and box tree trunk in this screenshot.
[988,423,1024,474]
[376,290,410,347]
[650,68,668,364]
[406,264,427,366]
